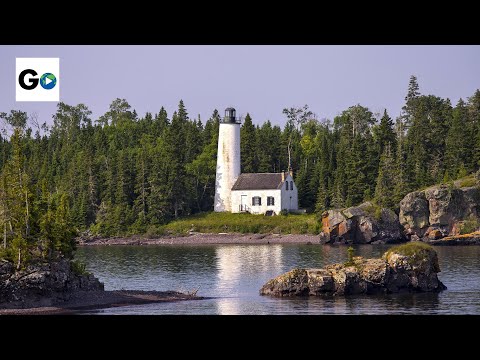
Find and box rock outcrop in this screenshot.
[319,202,405,244]
[399,185,480,241]
[260,243,446,296]
[0,258,104,308]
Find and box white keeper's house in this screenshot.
[214,107,299,215]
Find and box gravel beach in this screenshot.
[77,233,321,246]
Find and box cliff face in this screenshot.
[319,202,405,244]
[399,185,480,241]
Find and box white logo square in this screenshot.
[16,58,60,102]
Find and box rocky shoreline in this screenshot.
[76,231,480,246]
[76,233,322,246]
[0,257,202,314]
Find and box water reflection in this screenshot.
[215,245,283,314]
[75,244,480,315]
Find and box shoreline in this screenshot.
[76,232,480,246]
[0,290,203,315]
[77,233,322,246]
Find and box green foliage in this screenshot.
[163,212,320,235]
[345,246,355,266]
[458,177,476,188]
[241,113,257,173]
[361,202,383,221]
[2,82,480,242]
[71,260,88,275]
[459,217,480,235]
[385,242,433,259]
[144,225,166,238]
[374,143,395,209]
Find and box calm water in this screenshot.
[75,244,480,315]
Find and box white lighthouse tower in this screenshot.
[214,107,241,212]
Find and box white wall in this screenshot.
[280,174,298,211]
[231,174,298,214]
[214,123,241,212]
[231,189,281,214]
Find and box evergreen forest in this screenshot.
[1,75,479,246]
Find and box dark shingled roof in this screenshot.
[231,173,285,190]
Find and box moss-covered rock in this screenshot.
[260,244,446,297]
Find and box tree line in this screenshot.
[0,76,479,246]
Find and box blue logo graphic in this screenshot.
[39,73,57,90]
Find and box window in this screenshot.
[285,181,289,190]
[252,196,261,206]
[267,196,275,206]
[290,181,294,190]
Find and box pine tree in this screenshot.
[0,128,32,266]
[257,121,274,172]
[405,75,420,102]
[240,113,257,172]
[373,109,396,156]
[467,90,480,169]
[445,99,468,177]
[375,143,395,209]
[165,101,189,218]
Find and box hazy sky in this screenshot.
[1,45,479,127]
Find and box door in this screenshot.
[241,195,247,212]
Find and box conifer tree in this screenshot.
[445,99,468,177]
[240,113,257,173]
[375,143,395,209]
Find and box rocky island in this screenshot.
[0,257,201,314]
[260,242,446,297]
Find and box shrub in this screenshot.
[344,246,355,266]
[362,202,383,220]
[145,225,166,238]
[459,217,480,235]
[458,177,476,188]
[71,260,88,275]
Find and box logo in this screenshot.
[40,73,57,90]
[16,58,60,102]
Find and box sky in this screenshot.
[1,45,479,127]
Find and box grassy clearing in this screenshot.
[161,212,321,235]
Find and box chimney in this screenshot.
[281,171,285,182]
[289,168,293,178]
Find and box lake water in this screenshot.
[75,244,480,315]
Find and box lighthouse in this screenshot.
[214,107,241,212]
